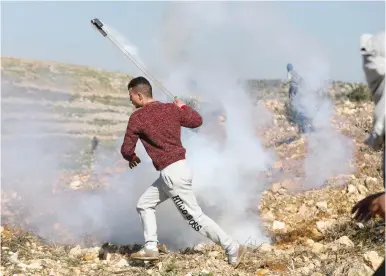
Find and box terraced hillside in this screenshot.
[2,56,134,141]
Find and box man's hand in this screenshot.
[173,98,186,108]
[129,155,141,169]
[352,192,385,222]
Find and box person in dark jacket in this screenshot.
[285,63,313,134]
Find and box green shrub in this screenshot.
[346,84,372,102]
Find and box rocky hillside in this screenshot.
[1,56,384,276]
[1,56,134,141]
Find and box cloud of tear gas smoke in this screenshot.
[103,24,147,72]
[0,82,159,245]
[292,60,355,188]
[150,1,354,241]
[2,2,354,249]
[284,56,355,188]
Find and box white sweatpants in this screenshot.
[136,159,235,252]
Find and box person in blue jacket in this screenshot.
[285,63,313,134]
[286,63,302,100]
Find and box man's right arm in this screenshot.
[121,114,140,162]
[178,104,203,129]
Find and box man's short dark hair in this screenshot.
[128,76,152,97]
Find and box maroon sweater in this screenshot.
[121,101,203,171]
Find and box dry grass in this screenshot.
[0,57,384,275]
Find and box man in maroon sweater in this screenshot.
[121,76,247,268]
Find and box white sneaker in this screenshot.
[227,244,248,268]
[130,247,159,261]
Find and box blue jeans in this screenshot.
[289,85,298,100]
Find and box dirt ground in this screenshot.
[1,57,384,276]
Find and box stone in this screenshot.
[316,201,328,212]
[357,184,368,195]
[305,239,315,246]
[346,264,373,276]
[364,177,378,188]
[363,251,383,270]
[272,161,283,169]
[337,236,354,247]
[298,266,311,275]
[271,182,282,193]
[319,254,328,261]
[208,251,219,258]
[257,269,270,275]
[316,219,335,234]
[69,245,82,257]
[285,247,295,254]
[311,273,324,276]
[17,263,27,269]
[329,244,338,251]
[272,220,286,230]
[72,268,81,276]
[356,222,365,229]
[82,253,97,261]
[347,184,358,194]
[310,227,324,239]
[284,205,297,213]
[200,269,212,275]
[278,188,287,195]
[261,210,275,222]
[307,263,316,271]
[297,204,308,216]
[311,242,325,254]
[27,260,42,270]
[69,180,82,190]
[313,260,321,267]
[259,243,273,252]
[9,252,19,264]
[116,258,129,267]
[193,243,206,252]
[274,249,286,255]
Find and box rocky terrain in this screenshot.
[1,56,384,276]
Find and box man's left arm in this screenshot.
[121,115,140,163]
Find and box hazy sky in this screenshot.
[1,1,385,82]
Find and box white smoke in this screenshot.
[291,57,355,188]
[103,24,146,71]
[2,1,355,250]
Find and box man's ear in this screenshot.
[138,93,143,101]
